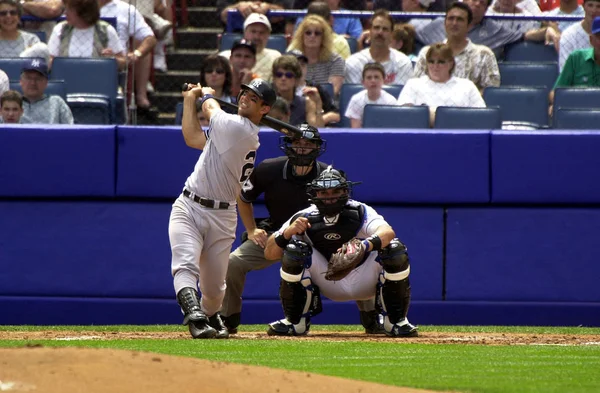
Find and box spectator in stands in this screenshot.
[48,0,125,70]
[268,95,291,121]
[369,0,447,12]
[345,10,413,86]
[559,0,600,70]
[345,62,397,128]
[194,99,210,127]
[20,0,64,41]
[544,0,585,32]
[219,13,281,81]
[299,1,351,59]
[0,68,8,95]
[288,49,340,125]
[98,0,157,114]
[391,23,418,63]
[0,0,49,59]
[294,0,362,40]
[413,2,500,94]
[288,14,345,96]
[0,89,29,123]
[228,39,259,98]
[19,57,74,124]
[550,16,600,110]
[217,0,292,35]
[487,0,541,35]
[200,54,235,104]
[271,54,326,127]
[397,43,485,126]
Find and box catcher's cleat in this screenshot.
[221,313,240,335]
[267,318,310,336]
[208,313,230,339]
[385,320,419,338]
[177,287,217,339]
[188,320,217,339]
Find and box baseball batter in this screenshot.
[170,78,276,339]
[264,167,419,337]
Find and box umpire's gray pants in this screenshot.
[220,238,377,318]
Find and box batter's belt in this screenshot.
[183,189,230,209]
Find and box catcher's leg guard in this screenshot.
[177,287,217,339]
[268,240,322,336]
[377,239,418,337]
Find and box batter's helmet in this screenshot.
[240,78,277,107]
[307,166,361,217]
[279,123,326,166]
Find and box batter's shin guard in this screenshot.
[177,287,217,339]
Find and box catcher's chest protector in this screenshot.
[306,204,365,259]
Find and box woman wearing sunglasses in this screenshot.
[397,43,485,126]
[0,0,47,58]
[287,15,345,98]
[199,54,235,104]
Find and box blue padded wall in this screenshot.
[446,208,600,302]
[491,131,600,203]
[0,125,115,197]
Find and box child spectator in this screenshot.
[345,62,397,128]
[268,96,291,122]
[391,23,418,63]
[1,90,29,123]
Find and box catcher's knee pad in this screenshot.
[281,239,313,275]
[279,274,323,325]
[376,239,411,325]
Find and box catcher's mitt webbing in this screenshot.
[325,238,366,281]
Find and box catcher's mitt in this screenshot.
[325,238,366,281]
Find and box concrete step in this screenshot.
[152,91,182,113]
[154,70,199,93]
[175,27,222,49]
[175,7,222,28]
[166,48,215,71]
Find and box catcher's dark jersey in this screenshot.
[240,156,328,231]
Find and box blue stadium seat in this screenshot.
[346,36,358,54]
[67,94,111,124]
[503,41,558,63]
[553,108,600,129]
[434,106,502,130]
[552,88,600,119]
[50,57,118,123]
[363,104,429,129]
[483,87,549,127]
[0,58,29,80]
[219,33,288,53]
[175,102,183,125]
[498,62,559,94]
[9,80,67,100]
[339,84,403,127]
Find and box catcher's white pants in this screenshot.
[304,250,382,302]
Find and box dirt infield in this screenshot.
[1,330,599,393]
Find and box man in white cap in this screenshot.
[219,13,282,81]
[217,0,292,34]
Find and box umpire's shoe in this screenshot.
[267,317,310,336]
[385,318,419,338]
[177,287,217,339]
[360,310,385,335]
[208,313,230,339]
[221,313,240,335]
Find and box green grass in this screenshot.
[2,325,600,393]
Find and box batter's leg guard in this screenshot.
[268,240,322,336]
[221,313,241,335]
[377,239,418,337]
[207,312,230,339]
[177,287,217,339]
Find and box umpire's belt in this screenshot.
[183,189,230,209]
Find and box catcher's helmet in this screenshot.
[279,123,326,166]
[308,166,360,217]
[239,78,277,107]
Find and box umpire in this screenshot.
[220,124,327,333]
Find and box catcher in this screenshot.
[264,166,418,337]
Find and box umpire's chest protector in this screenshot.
[306,204,365,260]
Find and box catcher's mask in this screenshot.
[307,166,360,217]
[279,123,326,166]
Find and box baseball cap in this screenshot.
[286,49,308,63]
[21,57,48,78]
[243,13,272,32]
[592,16,600,35]
[419,0,436,7]
[231,38,257,55]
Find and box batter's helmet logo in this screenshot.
[324,233,342,240]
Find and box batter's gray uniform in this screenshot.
[170,108,260,317]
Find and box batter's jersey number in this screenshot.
[239,150,257,183]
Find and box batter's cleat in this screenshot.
[221,313,240,335]
[267,317,310,336]
[208,313,230,339]
[385,320,419,338]
[360,310,385,335]
[177,287,217,339]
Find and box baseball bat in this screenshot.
[181,83,304,139]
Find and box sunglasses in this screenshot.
[204,68,225,74]
[427,59,449,65]
[0,10,18,16]
[275,71,296,79]
[304,30,323,37]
